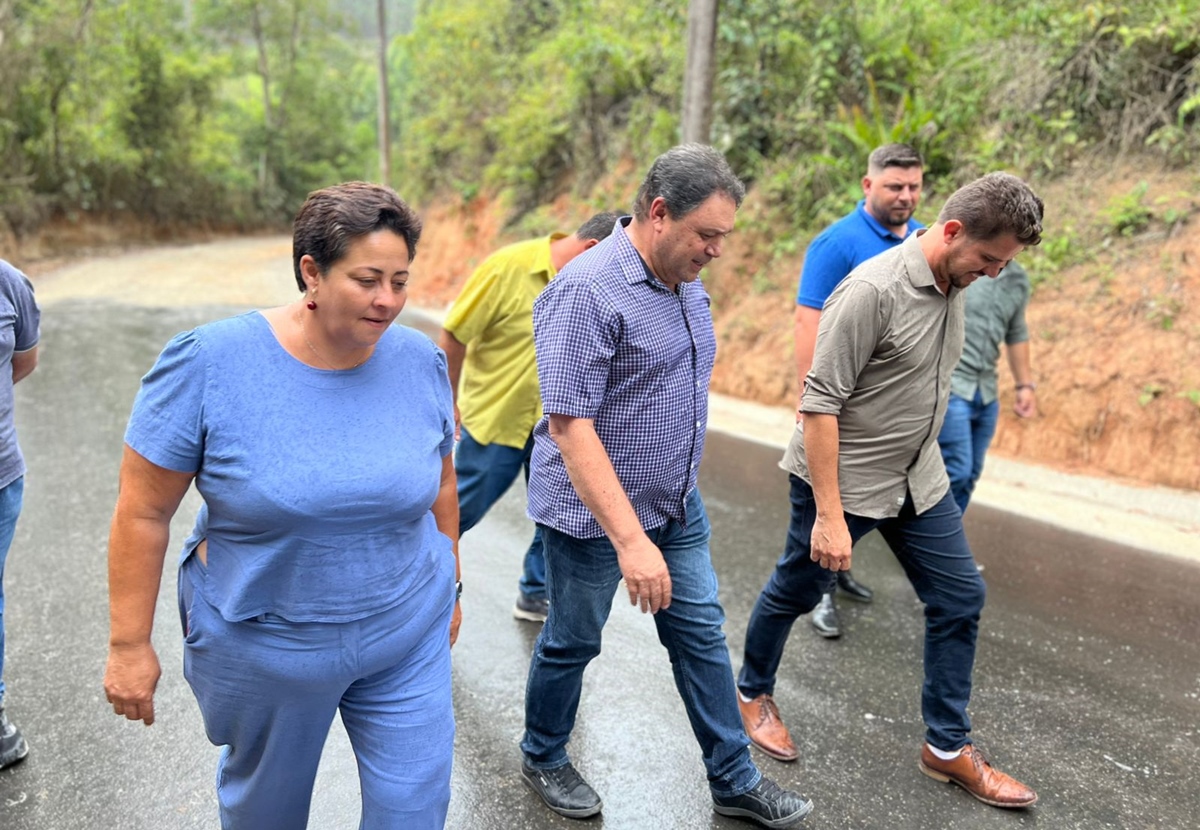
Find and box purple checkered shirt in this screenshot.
[527,218,716,539]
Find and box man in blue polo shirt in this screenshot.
[791,143,924,639]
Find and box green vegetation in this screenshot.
[0,0,1197,237]
[0,0,413,229]
[396,0,1200,230]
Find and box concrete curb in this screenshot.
[707,394,1200,564]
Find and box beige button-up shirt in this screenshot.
[782,231,964,519]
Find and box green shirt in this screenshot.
[950,261,1031,405]
[443,234,564,448]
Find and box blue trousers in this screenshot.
[455,426,546,600]
[179,554,455,830]
[938,391,1000,514]
[0,476,25,704]
[522,489,761,798]
[738,475,986,751]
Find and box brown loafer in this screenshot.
[919,743,1038,808]
[737,693,798,762]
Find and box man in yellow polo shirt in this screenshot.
[438,212,618,622]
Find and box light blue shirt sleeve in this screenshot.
[124,330,206,473]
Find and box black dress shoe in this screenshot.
[809,592,840,639]
[521,759,602,818]
[836,569,874,603]
[713,776,813,828]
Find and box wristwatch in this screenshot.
[455,580,463,601]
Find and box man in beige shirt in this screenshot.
[737,173,1044,810]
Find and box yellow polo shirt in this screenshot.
[443,234,565,448]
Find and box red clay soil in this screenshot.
[8,170,1198,493]
[406,177,1200,493]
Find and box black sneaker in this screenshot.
[0,708,29,770]
[513,594,549,623]
[713,776,812,828]
[520,759,602,818]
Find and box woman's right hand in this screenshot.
[104,642,162,726]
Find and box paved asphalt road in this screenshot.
[0,299,1196,829]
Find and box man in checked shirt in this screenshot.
[518,145,812,829]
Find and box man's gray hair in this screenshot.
[867,143,923,175]
[937,172,1044,246]
[632,144,745,221]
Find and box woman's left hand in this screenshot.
[449,600,462,647]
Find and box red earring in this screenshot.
[306,298,317,310]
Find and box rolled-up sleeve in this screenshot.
[802,280,882,415]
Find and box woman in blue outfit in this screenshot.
[103,182,461,829]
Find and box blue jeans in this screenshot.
[179,553,455,830]
[0,476,25,704]
[521,489,761,798]
[738,475,986,751]
[938,391,1000,514]
[455,427,545,600]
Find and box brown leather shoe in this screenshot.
[919,743,1038,808]
[738,694,798,762]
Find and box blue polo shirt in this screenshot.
[796,200,923,309]
[528,217,715,539]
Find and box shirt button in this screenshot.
[695,421,701,428]
[896,496,904,505]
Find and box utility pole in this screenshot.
[681,0,719,145]
[376,0,392,185]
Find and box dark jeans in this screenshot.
[938,390,1001,514]
[738,475,986,751]
[521,489,761,798]
[455,426,545,600]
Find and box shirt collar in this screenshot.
[855,199,916,242]
[542,232,569,280]
[902,230,939,290]
[617,217,675,292]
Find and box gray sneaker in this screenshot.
[0,708,29,770]
[521,759,602,818]
[713,776,812,828]
[513,594,549,623]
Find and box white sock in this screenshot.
[926,744,963,761]
[738,691,754,703]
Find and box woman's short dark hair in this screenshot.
[632,144,745,222]
[937,172,1044,247]
[292,182,423,291]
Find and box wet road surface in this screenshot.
[1,299,1197,829]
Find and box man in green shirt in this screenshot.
[938,261,1038,513]
[438,213,618,622]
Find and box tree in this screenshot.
[681,0,717,145]
[377,0,391,185]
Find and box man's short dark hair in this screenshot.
[576,212,621,242]
[292,182,422,291]
[867,143,923,175]
[632,144,745,221]
[937,172,1044,246]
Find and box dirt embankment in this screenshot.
[408,176,1200,493]
[9,170,1200,493]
